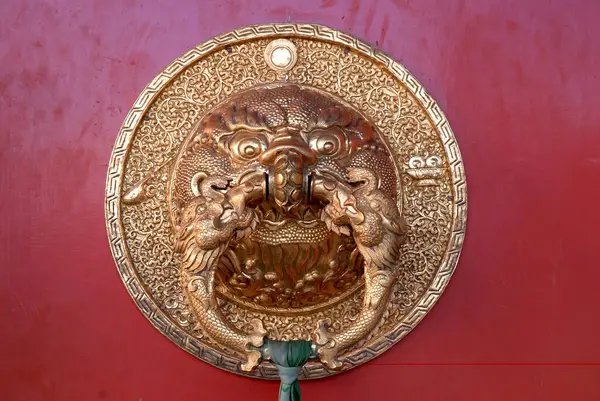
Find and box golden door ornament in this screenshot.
[106,23,467,379]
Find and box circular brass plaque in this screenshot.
[106,23,467,379]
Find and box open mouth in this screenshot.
[255,202,323,229]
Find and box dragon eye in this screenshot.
[239,139,261,158]
[308,129,347,158]
[224,131,268,163]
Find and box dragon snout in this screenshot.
[258,134,317,167]
[259,134,316,208]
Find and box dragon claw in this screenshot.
[317,345,343,370]
[313,319,343,370]
[241,349,263,372]
[247,318,267,348]
[314,318,333,346]
[240,319,267,372]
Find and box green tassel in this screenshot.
[266,339,314,401]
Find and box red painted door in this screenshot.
[2,0,599,400]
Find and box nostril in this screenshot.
[259,142,317,166]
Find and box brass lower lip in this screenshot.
[261,218,322,229]
[216,279,364,317]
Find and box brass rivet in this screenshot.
[264,39,297,72]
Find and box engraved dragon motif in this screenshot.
[170,84,407,371]
[312,167,407,368]
[174,173,268,371]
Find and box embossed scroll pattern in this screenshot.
[106,24,466,380]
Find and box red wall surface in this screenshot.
[2,0,600,400]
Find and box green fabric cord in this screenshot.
[267,339,313,401]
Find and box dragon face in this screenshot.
[171,84,399,310]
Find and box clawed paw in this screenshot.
[314,318,333,346]
[240,319,267,372]
[313,319,343,370]
[247,318,267,348]
[241,349,262,372]
[317,345,343,370]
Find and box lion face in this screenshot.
[171,84,398,310]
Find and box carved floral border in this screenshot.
[105,23,467,380]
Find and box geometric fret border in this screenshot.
[105,23,467,380]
